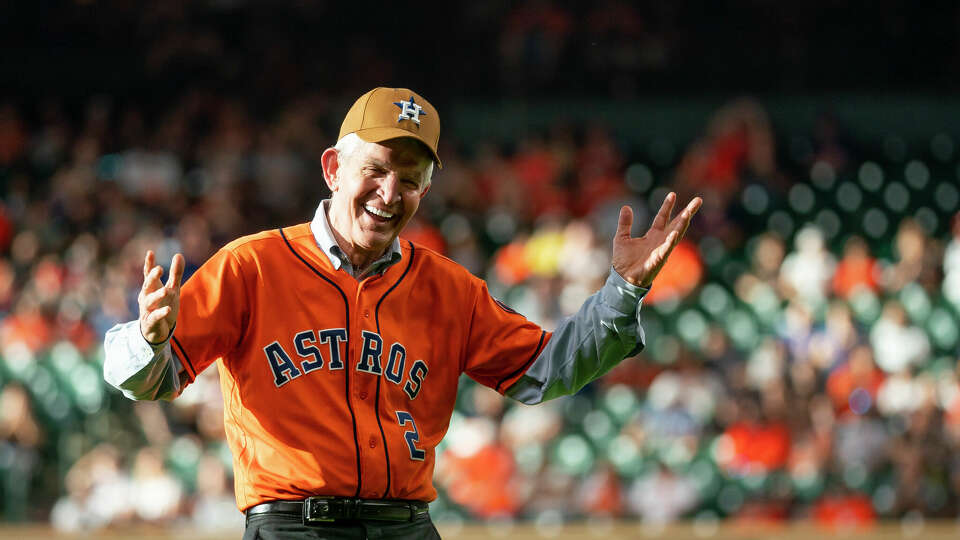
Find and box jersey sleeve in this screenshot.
[462,279,551,394]
[172,246,250,383]
[503,269,648,404]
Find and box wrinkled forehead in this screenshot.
[355,138,433,174]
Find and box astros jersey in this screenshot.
[171,223,548,510]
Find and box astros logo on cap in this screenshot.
[394,97,426,126]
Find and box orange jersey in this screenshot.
[171,223,548,510]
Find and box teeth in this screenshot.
[364,205,394,219]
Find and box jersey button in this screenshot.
[359,391,368,400]
[364,310,370,318]
[369,436,377,448]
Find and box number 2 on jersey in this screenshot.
[396,411,426,461]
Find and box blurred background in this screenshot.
[2,0,960,536]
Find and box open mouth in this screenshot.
[364,204,396,223]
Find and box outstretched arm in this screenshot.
[505,192,702,404]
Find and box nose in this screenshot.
[377,173,401,205]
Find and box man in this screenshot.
[104,87,701,539]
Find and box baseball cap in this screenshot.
[338,87,442,168]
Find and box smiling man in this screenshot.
[103,87,701,540]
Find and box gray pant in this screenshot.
[243,511,442,540]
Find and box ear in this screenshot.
[418,182,431,200]
[320,147,340,192]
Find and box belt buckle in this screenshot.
[303,497,337,523]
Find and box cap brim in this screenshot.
[354,127,442,169]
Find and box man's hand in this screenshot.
[612,192,702,287]
[139,250,185,345]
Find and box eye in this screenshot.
[363,165,387,177]
[401,178,420,190]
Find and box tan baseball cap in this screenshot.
[338,87,442,168]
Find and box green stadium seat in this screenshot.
[815,209,842,243]
[882,182,910,214]
[698,283,733,319]
[849,289,882,326]
[903,160,930,190]
[836,181,864,214]
[914,207,939,236]
[602,385,640,425]
[810,160,837,191]
[861,207,890,239]
[552,433,595,476]
[676,309,709,347]
[723,309,760,351]
[767,210,795,239]
[899,282,932,324]
[741,184,772,217]
[582,408,618,449]
[934,181,959,214]
[858,161,885,192]
[788,183,816,216]
[1,343,37,383]
[606,434,644,477]
[926,307,959,352]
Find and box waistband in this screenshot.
[246,496,430,524]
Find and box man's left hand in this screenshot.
[611,192,703,288]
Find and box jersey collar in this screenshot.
[310,199,403,277]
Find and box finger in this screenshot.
[646,230,680,273]
[658,230,681,258]
[651,192,676,231]
[166,253,186,290]
[669,197,703,235]
[141,265,164,294]
[616,206,634,239]
[665,229,680,249]
[143,251,155,279]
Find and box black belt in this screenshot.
[246,497,430,524]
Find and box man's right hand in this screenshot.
[139,250,185,345]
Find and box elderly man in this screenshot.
[104,87,701,539]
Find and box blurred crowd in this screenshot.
[1,83,959,534]
[2,0,959,534]
[7,0,960,103]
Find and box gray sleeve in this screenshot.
[504,268,648,404]
[103,321,184,401]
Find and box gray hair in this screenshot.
[334,133,434,189]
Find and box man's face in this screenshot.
[327,138,432,261]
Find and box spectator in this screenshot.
[0,384,43,521]
[831,235,881,298]
[886,218,942,294]
[627,462,698,523]
[191,453,243,531]
[825,345,885,416]
[869,301,930,374]
[779,225,836,309]
[129,447,183,524]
